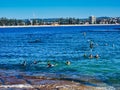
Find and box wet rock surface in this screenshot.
[0,70,116,90]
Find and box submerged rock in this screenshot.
[28,39,41,43]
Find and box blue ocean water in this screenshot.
[0,25,120,87]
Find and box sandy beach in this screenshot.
[0,24,120,28]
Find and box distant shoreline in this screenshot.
[0,24,120,28]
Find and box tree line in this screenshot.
[0,17,87,26]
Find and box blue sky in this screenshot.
[0,0,120,19]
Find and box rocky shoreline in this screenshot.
[0,70,115,90]
[0,75,106,90]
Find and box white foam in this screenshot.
[0,84,116,90]
[0,84,33,88]
[95,86,116,90]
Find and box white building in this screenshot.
[89,16,96,24]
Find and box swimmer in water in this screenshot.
[47,63,52,67]
[66,61,71,65]
[94,54,99,59]
[90,41,94,49]
[89,54,93,59]
[47,61,54,67]
[22,60,27,66]
[33,60,37,64]
[83,53,87,58]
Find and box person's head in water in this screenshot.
[47,61,55,67]
[66,61,70,65]
[33,60,37,64]
[90,41,94,49]
[95,54,99,59]
[89,54,93,59]
[22,60,27,66]
[47,63,52,67]
[83,53,87,57]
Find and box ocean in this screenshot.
[0,25,120,89]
